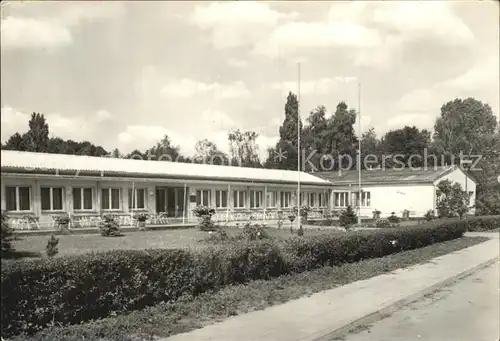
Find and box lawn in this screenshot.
[8,226,339,259]
[10,236,488,341]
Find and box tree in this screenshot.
[266,92,303,170]
[147,135,190,163]
[228,129,261,167]
[323,102,358,170]
[433,98,499,215]
[433,98,497,162]
[194,139,228,165]
[380,126,431,168]
[339,205,357,228]
[24,113,50,152]
[110,148,122,158]
[436,180,470,218]
[2,133,28,151]
[302,105,328,171]
[361,128,381,169]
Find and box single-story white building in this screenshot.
[0,150,332,229]
[316,165,477,218]
[1,150,477,229]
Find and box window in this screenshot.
[319,193,328,208]
[233,190,246,208]
[196,189,211,206]
[73,188,93,210]
[266,191,277,208]
[352,191,371,207]
[250,190,263,208]
[334,192,349,207]
[308,193,317,207]
[5,186,31,211]
[128,188,146,209]
[41,187,64,211]
[280,191,291,208]
[215,190,228,208]
[101,188,121,210]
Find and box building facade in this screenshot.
[1,150,332,229]
[317,166,477,218]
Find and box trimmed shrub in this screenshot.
[1,211,14,255]
[237,223,272,241]
[99,215,121,237]
[339,206,357,228]
[375,218,393,228]
[388,212,400,224]
[45,235,59,257]
[193,206,217,231]
[0,218,474,337]
[464,215,500,231]
[424,210,435,221]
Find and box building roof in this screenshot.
[315,165,464,185]
[0,150,330,186]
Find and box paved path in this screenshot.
[340,259,500,341]
[162,234,499,341]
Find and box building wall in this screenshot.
[1,174,331,227]
[434,167,477,215]
[331,183,435,218]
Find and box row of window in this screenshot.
[197,190,329,209]
[333,191,371,207]
[5,186,373,213]
[5,186,146,212]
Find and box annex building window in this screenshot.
[215,190,228,208]
[233,190,246,208]
[196,189,211,206]
[128,188,146,210]
[73,187,93,210]
[41,187,64,211]
[5,186,31,212]
[101,188,121,210]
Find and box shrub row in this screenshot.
[1,218,472,337]
[465,215,500,231]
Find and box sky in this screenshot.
[1,1,499,161]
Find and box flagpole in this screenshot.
[297,62,301,230]
[357,81,362,225]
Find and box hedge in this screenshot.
[465,215,500,231]
[0,218,474,337]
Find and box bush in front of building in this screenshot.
[375,218,393,228]
[193,205,217,231]
[1,210,14,256]
[99,215,122,237]
[1,218,472,337]
[339,206,357,229]
[424,210,436,221]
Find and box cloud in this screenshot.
[0,107,115,143]
[369,2,474,46]
[94,110,113,122]
[201,109,236,129]
[190,1,295,49]
[227,58,248,69]
[160,79,250,99]
[266,77,359,96]
[254,21,381,56]
[385,113,435,131]
[1,2,124,49]
[0,17,73,49]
